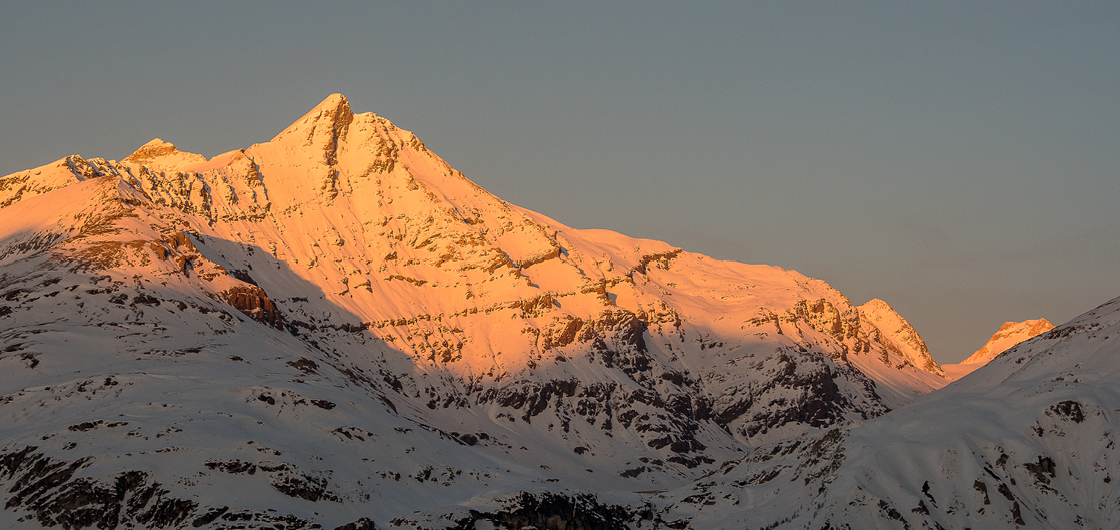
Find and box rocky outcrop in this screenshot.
[0,447,197,529]
[448,492,647,530]
[711,350,885,441]
[783,298,866,359]
[221,285,284,329]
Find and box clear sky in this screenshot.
[2,2,1117,363]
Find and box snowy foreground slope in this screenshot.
[0,94,1105,529]
[664,297,1120,529]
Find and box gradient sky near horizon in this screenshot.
[2,2,1117,363]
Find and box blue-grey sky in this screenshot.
[2,2,1117,363]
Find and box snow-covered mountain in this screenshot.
[940,318,1056,380]
[661,297,1120,528]
[962,318,1055,366]
[852,299,947,402]
[0,94,1103,529]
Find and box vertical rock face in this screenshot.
[221,285,284,329]
[962,318,1055,365]
[0,94,977,528]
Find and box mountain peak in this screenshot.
[857,298,942,375]
[962,317,1055,365]
[860,298,892,313]
[122,138,207,169]
[270,94,354,161]
[305,93,353,124]
[322,92,350,108]
[123,138,177,161]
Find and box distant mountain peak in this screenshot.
[962,317,1054,365]
[123,138,207,169]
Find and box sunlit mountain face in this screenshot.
[962,318,1056,366]
[940,318,1056,380]
[0,95,1112,529]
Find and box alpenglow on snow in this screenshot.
[1,94,1113,529]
